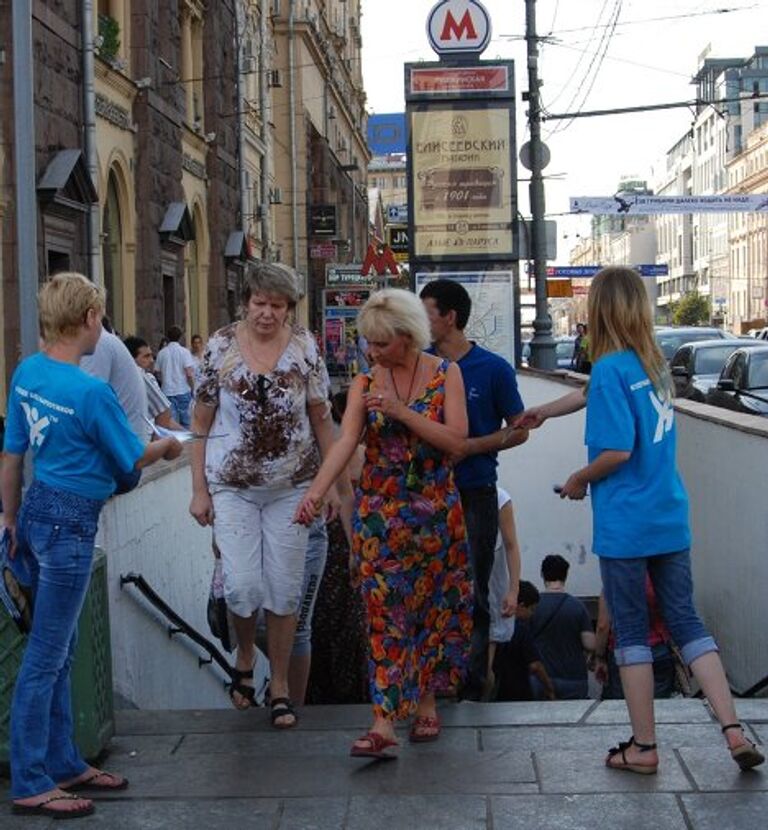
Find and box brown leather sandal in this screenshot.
[62,770,129,792]
[722,723,766,771]
[12,792,95,819]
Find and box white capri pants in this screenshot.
[211,484,310,618]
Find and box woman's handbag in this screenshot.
[0,528,34,634]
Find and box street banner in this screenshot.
[415,271,514,362]
[571,194,768,215]
[411,108,514,259]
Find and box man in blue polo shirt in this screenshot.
[420,279,529,699]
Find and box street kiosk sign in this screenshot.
[405,59,517,264]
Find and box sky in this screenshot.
[360,0,765,257]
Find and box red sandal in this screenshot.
[409,715,441,743]
[350,731,399,759]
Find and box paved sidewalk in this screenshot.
[2,698,766,828]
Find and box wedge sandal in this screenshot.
[722,723,766,771]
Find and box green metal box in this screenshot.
[0,547,114,768]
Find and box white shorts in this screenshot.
[211,484,310,617]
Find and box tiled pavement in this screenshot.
[2,698,766,828]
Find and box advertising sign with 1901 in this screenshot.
[410,107,514,260]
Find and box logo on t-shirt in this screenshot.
[648,390,674,444]
[21,402,50,448]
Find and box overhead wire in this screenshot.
[544,0,624,138]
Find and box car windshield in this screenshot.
[657,330,721,359]
[750,353,768,388]
[555,341,574,357]
[694,344,739,375]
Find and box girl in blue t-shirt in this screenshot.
[0,273,182,819]
[515,266,763,776]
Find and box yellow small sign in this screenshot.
[546,279,573,299]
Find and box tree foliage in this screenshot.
[670,292,710,326]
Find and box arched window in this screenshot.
[102,170,124,332]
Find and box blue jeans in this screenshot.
[459,485,498,699]
[10,481,103,798]
[292,519,329,657]
[599,550,717,667]
[168,392,192,428]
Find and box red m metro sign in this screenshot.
[427,0,492,58]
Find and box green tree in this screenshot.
[670,291,710,326]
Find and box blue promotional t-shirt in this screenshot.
[452,344,524,489]
[585,350,690,558]
[3,353,145,501]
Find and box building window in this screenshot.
[97,1,130,69]
[180,2,205,128]
[102,170,125,332]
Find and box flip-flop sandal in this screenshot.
[605,736,658,775]
[409,715,441,743]
[723,723,766,770]
[270,697,298,729]
[350,731,399,759]
[12,793,95,819]
[63,771,129,792]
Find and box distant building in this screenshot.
[653,45,768,329]
[726,120,768,331]
[653,134,695,318]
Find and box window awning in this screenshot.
[224,230,250,262]
[37,149,97,213]
[159,202,194,246]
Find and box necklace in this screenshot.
[390,354,421,403]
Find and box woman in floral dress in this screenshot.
[295,289,472,758]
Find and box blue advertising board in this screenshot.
[545,264,669,278]
[367,114,407,156]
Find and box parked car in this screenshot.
[670,339,768,401]
[519,338,575,369]
[555,336,577,369]
[705,345,768,417]
[654,326,736,362]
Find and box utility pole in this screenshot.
[525,0,556,370]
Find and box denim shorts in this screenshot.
[599,550,718,667]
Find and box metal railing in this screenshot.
[119,572,234,680]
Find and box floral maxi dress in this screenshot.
[353,360,473,719]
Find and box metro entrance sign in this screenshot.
[427,0,492,59]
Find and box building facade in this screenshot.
[726,120,768,331]
[0,0,242,403]
[0,1,372,401]
[270,0,371,332]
